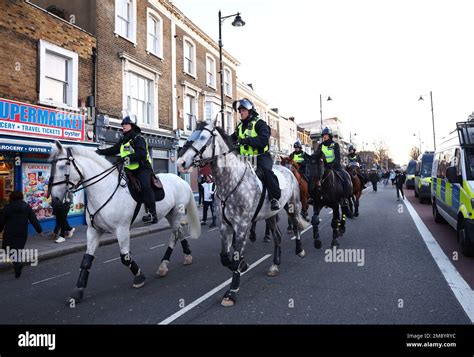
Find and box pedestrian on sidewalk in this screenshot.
[0,190,43,278]
[51,197,75,243]
[200,175,216,228]
[390,170,396,186]
[197,173,205,207]
[395,170,406,201]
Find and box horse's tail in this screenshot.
[186,188,201,239]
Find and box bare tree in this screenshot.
[373,139,391,169]
[409,146,421,160]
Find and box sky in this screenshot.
[172,0,474,164]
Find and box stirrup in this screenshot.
[270,199,280,210]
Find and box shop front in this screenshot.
[0,98,96,234]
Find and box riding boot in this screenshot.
[270,198,280,210]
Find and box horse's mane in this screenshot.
[215,126,236,151]
[50,144,113,171]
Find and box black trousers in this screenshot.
[202,201,216,224]
[54,208,72,237]
[372,181,378,191]
[258,153,281,200]
[198,184,204,205]
[396,185,405,199]
[134,167,156,214]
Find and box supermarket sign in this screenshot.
[0,98,85,141]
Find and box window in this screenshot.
[224,67,232,96]
[185,94,196,131]
[205,101,219,122]
[127,72,153,126]
[226,111,233,134]
[39,40,78,108]
[115,0,136,43]
[206,55,216,88]
[184,39,196,76]
[147,10,162,57]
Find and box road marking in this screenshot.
[158,254,272,325]
[404,198,474,323]
[103,257,121,264]
[32,272,71,285]
[149,243,166,250]
[208,227,219,232]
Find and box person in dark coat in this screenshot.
[0,190,43,278]
[51,198,74,243]
[368,169,380,192]
[394,170,406,200]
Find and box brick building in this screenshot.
[0,0,97,231]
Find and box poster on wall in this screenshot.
[22,163,85,219]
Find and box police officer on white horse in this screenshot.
[230,98,281,210]
[96,111,158,224]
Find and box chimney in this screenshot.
[247,83,253,90]
[289,116,295,121]
[271,108,278,113]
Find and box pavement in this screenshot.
[0,204,206,272]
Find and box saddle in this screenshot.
[126,171,165,204]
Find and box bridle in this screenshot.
[179,126,236,168]
[48,147,126,228]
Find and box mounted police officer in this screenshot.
[96,111,158,224]
[289,141,311,180]
[347,145,366,188]
[317,127,351,191]
[230,98,281,210]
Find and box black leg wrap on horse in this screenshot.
[220,253,232,268]
[311,215,320,226]
[230,271,241,290]
[162,247,173,262]
[274,246,281,265]
[295,239,303,255]
[80,254,94,270]
[223,289,237,303]
[77,269,89,289]
[120,253,132,266]
[331,218,339,230]
[129,260,139,275]
[238,259,248,273]
[180,239,191,255]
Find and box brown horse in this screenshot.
[346,163,363,217]
[280,156,309,219]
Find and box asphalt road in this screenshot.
[0,185,471,325]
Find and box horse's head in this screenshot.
[280,156,299,171]
[176,117,233,173]
[48,141,83,205]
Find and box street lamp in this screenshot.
[418,91,436,150]
[320,94,332,132]
[219,10,245,128]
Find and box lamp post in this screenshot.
[219,10,245,128]
[319,94,332,132]
[418,91,436,150]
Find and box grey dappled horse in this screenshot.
[176,119,309,307]
[48,141,200,303]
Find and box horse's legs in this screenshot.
[339,200,349,236]
[312,204,322,249]
[354,193,360,217]
[331,205,341,248]
[249,221,257,242]
[69,226,101,303]
[221,224,250,307]
[267,215,282,276]
[263,220,271,243]
[348,195,354,217]
[285,203,306,258]
[116,226,146,288]
[287,217,293,233]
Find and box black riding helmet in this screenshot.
[120,110,140,132]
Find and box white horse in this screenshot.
[177,119,309,307]
[48,141,200,303]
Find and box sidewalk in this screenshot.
[0,205,206,272]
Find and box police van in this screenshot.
[414,151,434,203]
[405,160,416,189]
[431,121,474,256]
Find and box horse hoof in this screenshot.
[331,240,340,248]
[249,234,256,242]
[314,239,322,249]
[267,265,279,277]
[68,288,83,304]
[157,261,169,277]
[263,236,271,243]
[339,228,345,236]
[297,249,306,258]
[354,212,359,217]
[133,272,146,288]
[183,254,193,265]
[221,298,235,307]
